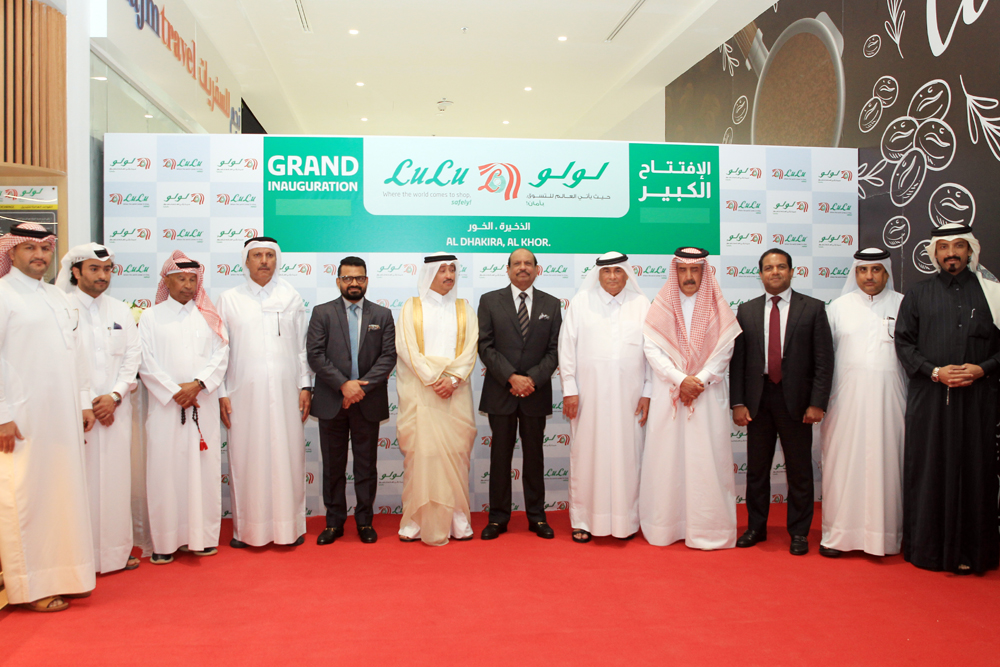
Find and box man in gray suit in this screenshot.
[478,248,562,540]
[307,256,396,545]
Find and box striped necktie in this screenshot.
[518,292,529,339]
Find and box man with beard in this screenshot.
[819,248,906,559]
[477,248,561,541]
[139,251,229,564]
[307,256,395,545]
[641,248,741,549]
[895,223,1000,574]
[0,223,96,612]
[395,253,478,546]
[217,237,314,549]
[56,243,142,573]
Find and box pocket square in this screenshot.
[537,313,551,321]
[113,322,123,330]
[368,324,381,331]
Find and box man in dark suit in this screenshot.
[730,248,834,555]
[307,256,396,545]
[477,248,562,540]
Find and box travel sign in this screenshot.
[263,136,721,254]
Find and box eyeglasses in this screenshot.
[338,276,368,284]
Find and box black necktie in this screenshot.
[518,292,529,339]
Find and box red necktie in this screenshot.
[768,295,782,383]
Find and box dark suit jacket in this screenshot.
[477,286,562,417]
[307,297,396,422]
[730,290,834,420]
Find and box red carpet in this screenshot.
[2,504,998,666]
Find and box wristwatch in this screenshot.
[931,367,941,382]
[450,376,459,387]
[196,379,207,390]
[110,392,122,405]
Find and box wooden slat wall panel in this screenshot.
[0,0,65,171]
[5,0,13,164]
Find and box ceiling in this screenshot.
[186,0,776,139]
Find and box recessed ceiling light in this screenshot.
[91,76,107,81]
[348,29,359,35]
[361,117,368,121]
[356,82,364,87]
[558,36,567,41]
[502,120,509,125]
[524,87,532,91]
[144,114,153,118]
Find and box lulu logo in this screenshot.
[217,158,259,170]
[510,469,522,480]
[539,264,569,275]
[726,233,763,244]
[477,162,521,201]
[634,265,668,278]
[544,467,569,478]
[216,193,257,205]
[818,202,852,214]
[216,263,245,276]
[162,228,204,241]
[725,200,762,212]
[820,234,855,245]
[771,494,786,503]
[795,267,809,278]
[818,266,850,278]
[109,157,151,169]
[109,228,152,240]
[217,228,260,240]
[725,266,760,278]
[559,298,570,311]
[305,472,315,484]
[374,298,407,308]
[544,501,570,510]
[726,167,762,179]
[542,434,571,446]
[162,157,203,170]
[112,263,150,277]
[772,168,807,180]
[280,263,313,276]
[221,474,230,485]
[377,263,417,276]
[772,233,807,245]
[108,193,150,205]
[479,263,507,275]
[377,505,403,515]
[773,201,809,212]
[818,169,853,182]
[377,438,399,449]
[163,192,206,205]
[733,462,749,473]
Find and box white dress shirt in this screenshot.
[510,283,534,313]
[344,297,364,339]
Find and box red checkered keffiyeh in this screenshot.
[156,250,228,344]
[0,223,56,278]
[643,251,740,418]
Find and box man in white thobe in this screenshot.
[641,247,742,549]
[819,247,906,558]
[56,243,142,573]
[559,251,651,543]
[217,237,312,548]
[139,251,228,564]
[396,253,478,546]
[0,223,96,612]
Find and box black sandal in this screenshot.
[572,529,592,543]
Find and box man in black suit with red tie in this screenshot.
[730,249,834,555]
[478,248,562,540]
[307,256,396,545]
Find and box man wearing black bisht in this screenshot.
[894,223,1000,574]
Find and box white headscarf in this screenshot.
[840,247,895,297]
[241,236,301,313]
[928,223,1000,327]
[578,251,643,297]
[418,252,461,303]
[55,242,115,292]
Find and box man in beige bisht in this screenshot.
[396,252,479,546]
[0,223,96,613]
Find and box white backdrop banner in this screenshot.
[104,133,858,520]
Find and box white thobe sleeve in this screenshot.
[112,319,142,399]
[643,336,687,387]
[642,362,653,399]
[0,296,10,424]
[215,297,232,399]
[196,331,229,395]
[297,305,314,389]
[138,314,182,406]
[694,338,736,386]
[75,320,92,410]
[557,301,579,396]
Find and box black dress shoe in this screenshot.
[229,538,249,549]
[790,535,809,556]
[358,525,378,544]
[289,535,305,547]
[736,528,767,548]
[480,523,508,540]
[819,545,842,558]
[316,526,344,546]
[528,521,555,539]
